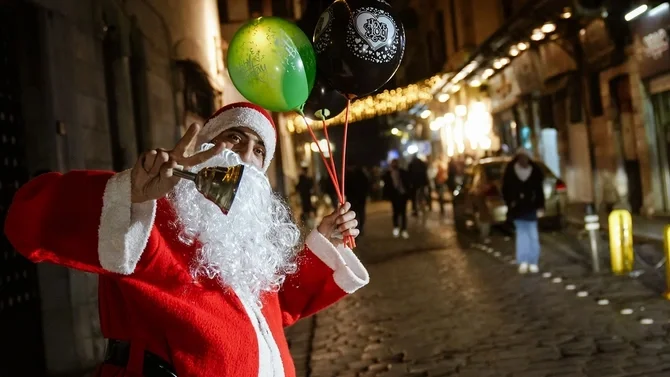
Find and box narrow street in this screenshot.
[287,202,670,377]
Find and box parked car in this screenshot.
[452,157,567,229]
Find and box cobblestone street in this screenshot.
[286,203,670,377]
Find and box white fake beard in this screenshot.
[168,147,301,304]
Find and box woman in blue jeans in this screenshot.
[502,149,546,274]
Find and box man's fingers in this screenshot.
[183,142,224,167]
[160,159,178,179]
[150,150,170,176]
[339,202,351,214]
[173,123,201,157]
[142,150,158,173]
[338,219,358,233]
[336,210,356,225]
[342,228,360,238]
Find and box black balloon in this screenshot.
[303,77,348,120]
[313,0,406,98]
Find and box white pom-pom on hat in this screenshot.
[198,102,276,171]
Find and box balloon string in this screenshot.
[340,99,355,249]
[301,115,343,204]
[341,99,351,199]
[321,115,355,249]
[320,117,337,184]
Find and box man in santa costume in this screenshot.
[4,102,369,377]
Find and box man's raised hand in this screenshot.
[130,123,224,203]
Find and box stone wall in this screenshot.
[17,0,224,375]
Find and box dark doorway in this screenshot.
[0,2,46,376]
[611,75,643,214]
[102,14,126,172]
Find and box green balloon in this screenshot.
[227,17,316,113]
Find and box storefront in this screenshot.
[488,65,521,154]
[633,5,670,213]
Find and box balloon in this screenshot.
[228,17,317,112]
[313,0,406,98]
[302,76,348,120]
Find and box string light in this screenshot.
[286,74,442,133]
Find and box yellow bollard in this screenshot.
[664,225,670,300]
[608,210,634,275]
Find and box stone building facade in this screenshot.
[0,0,225,375]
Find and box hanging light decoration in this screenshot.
[287,74,442,133]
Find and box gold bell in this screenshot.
[173,165,245,214]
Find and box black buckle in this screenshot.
[104,339,177,377]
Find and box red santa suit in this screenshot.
[4,103,369,377]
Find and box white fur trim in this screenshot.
[98,170,156,274]
[199,107,276,171]
[304,230,370,294]
[238,297,285,377]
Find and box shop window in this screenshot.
[177,60,215,121]
[588,73,604,117]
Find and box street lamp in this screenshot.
[455,105,467,117]
[509,46,520,57]
[531,28,545,41]
[625,4,648,21]
[650,2,670,17]
[541,22,556,34]
[310,139,333,157]
[561,8,572,18]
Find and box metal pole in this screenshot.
[584,206,601,273]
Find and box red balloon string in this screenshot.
[340,100,351,201]
[322,116,355,249]
[340,99,355,249]
[301,113,355,249]
[302,116,344,204]
[320,118,337,182]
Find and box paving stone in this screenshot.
[284,204,670,377]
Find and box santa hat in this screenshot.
[198,102,276,171]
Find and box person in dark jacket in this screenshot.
[502,149,545,274]
[296,167,315,223]
[383,159,411,239]
[408,156,429,216]
[345,165,370,237]
[320,176,339,211]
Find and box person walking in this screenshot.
[320,176,339,212]
[408,156,429,216]
[433,160,448,217]
[296,167,315,224]
[383,159,411,239]
[345,165,370,237]
[502,148,546,274]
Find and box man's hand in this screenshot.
[317,202,359,247]
[130,123,224,203]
